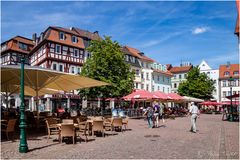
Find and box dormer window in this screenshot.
[233,71,239,75]
[19,42,27,50]
[224,71,230,76]
[72,36,77,43]
[59,32,65,40]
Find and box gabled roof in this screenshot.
[199,60,212,71]
[123,46,155,62]
[72,27,101,40]
[219,64,239,79]
[49,26,79,36]
[1,36,34,55]
[152,69,173,77]
[30,27,85,54]
[170,65,193,73]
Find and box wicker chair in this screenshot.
[45,118,60,142]
[122,116,129,131]
[60,124,75,144]
[92,120,104,137]
[62,119,73,124]
[1,119,17,140]
[76,121,90,143]
[112,118,123,132]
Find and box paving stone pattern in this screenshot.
[1,114,239,159]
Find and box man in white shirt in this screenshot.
[189,102,200,133]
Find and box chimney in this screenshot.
[227,61,231,68]
[32,33,37,43]
[70,27,73,31]
[94,31,99,34]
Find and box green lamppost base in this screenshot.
[19,145,28,153]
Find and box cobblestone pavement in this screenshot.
[1,114,239,159]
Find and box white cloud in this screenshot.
[192,27,209,35]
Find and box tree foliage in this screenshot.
[79,36,134,101]
[178,66,215,100]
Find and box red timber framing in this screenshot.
[30,41,84,72]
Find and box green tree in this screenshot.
[178,66,215,100]
[79,36,134,115]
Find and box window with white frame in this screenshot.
[146,73,149,80]
[136,69,140,76]
[52,63,57,70]
[59,64,63,72]
[72,36,77,43]
[146,84,149,91]
[77,68,81,74]
[59,32,65,40]
[222,81,226,87]
[141,84,144,89]
[125,55,129,61]
[55,44,61,53]
[162,87,165,93]
[74,49,79,57]
[233,71,239,76]
[71,66,75,74]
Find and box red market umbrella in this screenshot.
[123,89,159,100]
[167,93,183,101]
[153,91,172,100]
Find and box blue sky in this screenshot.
[1,1,238,69]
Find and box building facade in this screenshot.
[122,46,142,89]
[1,36,34,65]
[151,62,172,93]
[169,63,193,93]
[1,26,173,111]
[219,63,240,103]
[122,46,172,92]
[1,36,35,109]
[28,26,101,111]
[199,60,219,101]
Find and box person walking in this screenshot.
[144,104,154,128]
[153,102,160,128]
[160,103,165,124]
[189,102,200,133]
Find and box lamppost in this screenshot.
[19,58,28,153]
[229,76,234,122]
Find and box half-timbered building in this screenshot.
[29,26,100,73]
[1,36,34,65]
[28,26,101,111]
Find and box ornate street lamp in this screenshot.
[229,76,234,122]
[19,58,28,153]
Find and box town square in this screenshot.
[1,1,239,159]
